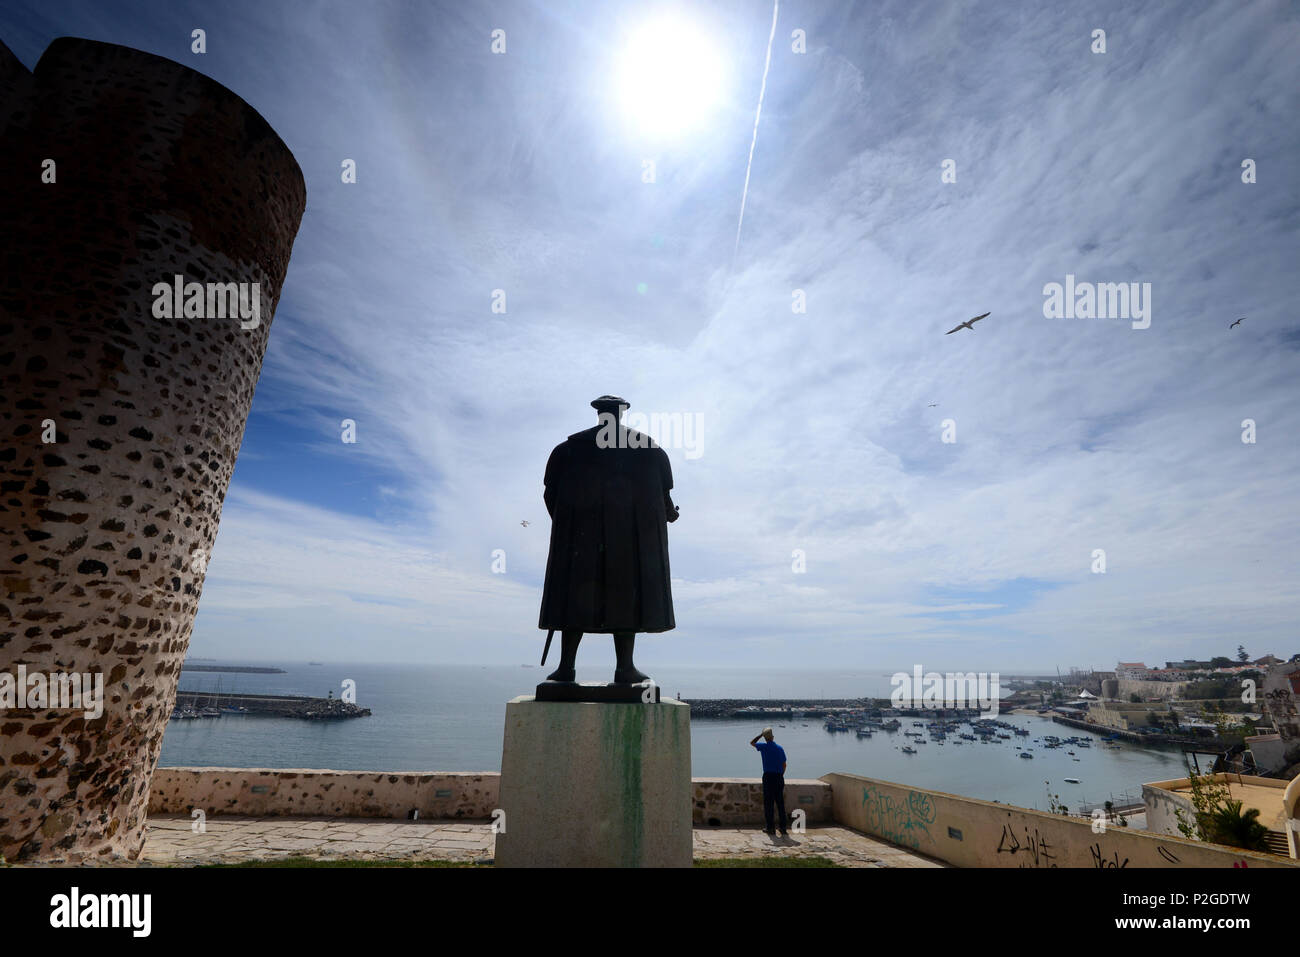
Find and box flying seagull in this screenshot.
[928,403,938,407]
[520,520,530,527]
[945,312,989,335]
[1230,317,1245,329]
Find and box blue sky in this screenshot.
[7,0,1299,671]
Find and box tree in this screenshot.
[1210,656,1233,669]
[1183,677,1236,699]
[1173,766,1232,842]
[1129,692,1142,703]
[1236,644,1250,663]
[1044,781,1069,816]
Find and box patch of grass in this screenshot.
[201,855,841,868]
[198,856,483,868]
[694,856,842,868]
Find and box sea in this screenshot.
[162,661,1191,814]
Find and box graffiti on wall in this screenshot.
[861,786,937,850]
[1089,842,1129,868]
[996,822,1057,867]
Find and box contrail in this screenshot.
[732,0,779,269]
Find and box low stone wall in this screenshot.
[149,769,500,820]
[822,772,1297,868]
[692,777,832,827]
[149,768,828,827]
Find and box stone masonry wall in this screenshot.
[147,768,831,828]
[150,769,501,820]
[692,776,832,827]
[0,37,305,862]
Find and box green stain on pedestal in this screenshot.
[602,705,645,866]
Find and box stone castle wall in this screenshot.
[1116,677,1191,701]
[0,37,305,862]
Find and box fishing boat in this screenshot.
[1019,752,1033,759]
[901,746,917,754]
[855,729,873,738]
[1063,777,1080,783]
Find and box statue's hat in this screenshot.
[591,395,629,414]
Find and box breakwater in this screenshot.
[173,691,370,720]
[181,664,287,674]
[684,698,875,719]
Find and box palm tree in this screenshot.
[1200,800,1268,852]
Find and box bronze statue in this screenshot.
[538,396,679,686]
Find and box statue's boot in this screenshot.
[546,631,581,682]
[613,632,651,684]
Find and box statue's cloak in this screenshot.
[538,425,676,633]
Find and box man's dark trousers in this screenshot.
[761,772,787,833]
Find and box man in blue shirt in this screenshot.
[749,727,788,836]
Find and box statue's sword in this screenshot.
[540,629,555,666]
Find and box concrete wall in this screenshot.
[1142,779,1191,838]
[149,767,829,827]
[0,37,305,862]
[822,772,1296,868]
[1246,733,1287,772]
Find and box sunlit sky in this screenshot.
[6,1,1298,671]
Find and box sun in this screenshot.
[616,15,727,140]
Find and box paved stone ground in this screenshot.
[141,815,946,867]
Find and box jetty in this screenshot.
[1049,713,1219,749]
[172,691,370,720]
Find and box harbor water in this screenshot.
[162,661,1189,813]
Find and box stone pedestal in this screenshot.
[495,696,692,867]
